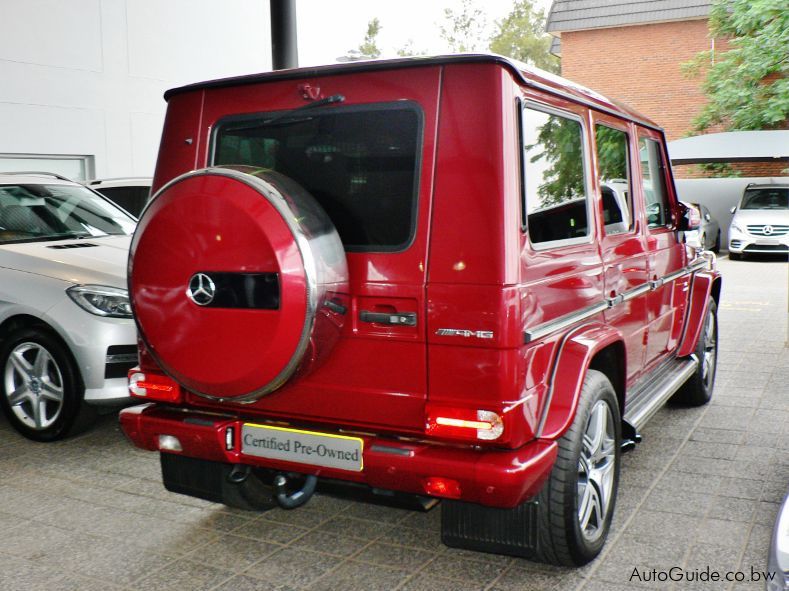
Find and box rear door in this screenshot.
[636,130,687,366]
[592,116,649,381]
[199,68,442,432]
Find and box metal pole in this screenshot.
[270,0,298,70]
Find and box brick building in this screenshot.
[545,0,786,177]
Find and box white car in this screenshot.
[729,183,789,260]
[0,172,137,441]
[768,488,789,590]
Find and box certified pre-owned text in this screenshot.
[243,434,359,462]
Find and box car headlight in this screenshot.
[730,222,744,234]
[67,285,132,318]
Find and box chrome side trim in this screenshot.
[523,259,710,344]
[524,301,609,343]
[105,353,138,364]
[620,282,651,301]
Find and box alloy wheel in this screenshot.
[3,342,65,430]
[701,310,717,389]
[577,399,616,543]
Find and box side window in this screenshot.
[522,106,590,245]
[638,138,671,228]
[595,125,632,235]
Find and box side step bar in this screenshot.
[623,356,698,433]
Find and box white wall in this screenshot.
[0,0,271,179]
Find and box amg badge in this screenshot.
[435,328,495,339]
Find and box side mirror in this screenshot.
[730,206,737,214]
[676,201,700,231]
[704,213,711,222]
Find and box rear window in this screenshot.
[741,188,788,210]
[212,103,422,252]
[95,186,150,218]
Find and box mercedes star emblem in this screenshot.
[763,225,774,236]
[187,273,216,306]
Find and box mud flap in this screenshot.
[160,453,275,509]
[441,499,540,558]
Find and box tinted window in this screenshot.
[595,125,632,234]
[522,107,589,244]
[96,186,150,217]
[213,104,421,251]
[741,188,787,210]
[639,138,670,228]
[0,184,135,243]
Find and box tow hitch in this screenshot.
[273,472,318,509]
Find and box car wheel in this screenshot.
[535,370,621,566]
[0,328,93,441]
[713,232,721,253]
[729,252,741,260]
[674,300,718,406]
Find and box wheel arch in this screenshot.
[538,324,626,441]
[676,270,721,358]
[0,314,85,389]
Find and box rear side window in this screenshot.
[522,106,590,245]
[212,103,422,252]
[639,138,671,228]
[95,186,150,218]
[595,125,632,234]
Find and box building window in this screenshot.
[0,154,94,182]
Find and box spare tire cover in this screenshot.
[129,167,348,402]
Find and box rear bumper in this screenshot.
[119,404,557,509]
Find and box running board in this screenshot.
[623,357,698,432]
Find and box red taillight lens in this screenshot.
[128,369,182,403]
[424,477,462,499]
[425,405,503,441]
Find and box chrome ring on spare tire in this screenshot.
[4,342,65,430]
[577,399,616,543]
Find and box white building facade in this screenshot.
[0,0,272,180]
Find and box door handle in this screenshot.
[359,310,417,326]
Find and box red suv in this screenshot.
[121,55,721,566]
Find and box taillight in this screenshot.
[423,477,462,499]
[425,405,504,441]
[128,369,182,403]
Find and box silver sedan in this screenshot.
[0,173,137,441]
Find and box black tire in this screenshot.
[729,252,741,260]
[674,299,717,406]
[535,370,621,566]
[0,327,93,441]
[713,231,721,253]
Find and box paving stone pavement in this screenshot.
[0,254,786,591]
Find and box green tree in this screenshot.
[396,39,427,57]
[440,0,486,52]
[528,115,585,206]
[489,0,559,73]
[344,18,382,60]
[684,0,789,132]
